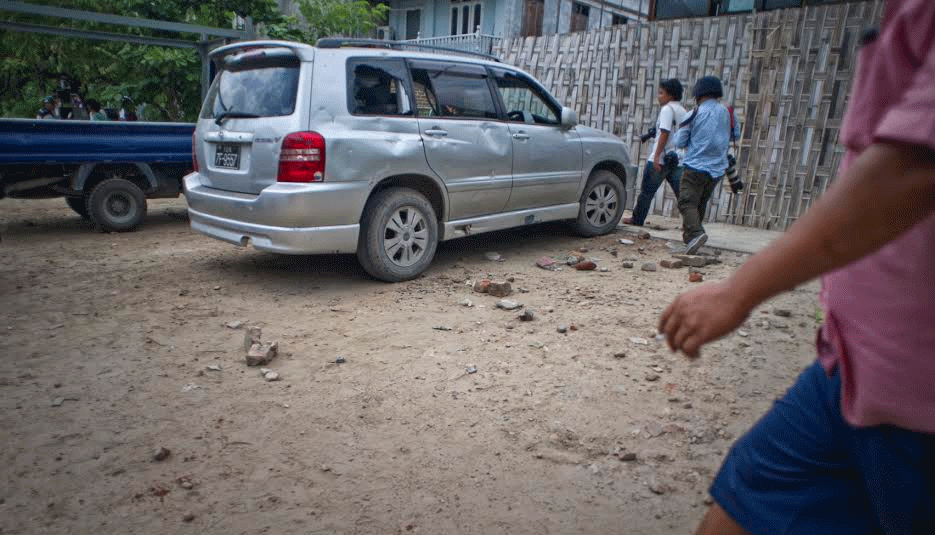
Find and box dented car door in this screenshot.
[409,60,513,220]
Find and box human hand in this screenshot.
[653,155,663,173]
[658,281,752,359]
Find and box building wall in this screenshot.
[495,0,884,230]
[390,0,645,38]
[541,0,645,35]
[389,0,502,38]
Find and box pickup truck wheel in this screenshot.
[65,196,90,220]
[572,170,625,237]
[87,178,147,232]
[358,188,438,282]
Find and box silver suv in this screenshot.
[185,39,631,281]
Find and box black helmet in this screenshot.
[659,79,683,101]
[692,76,723,99]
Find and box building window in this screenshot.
[654,0,709,19]
[761,0,799,7]
[462,5,470,33]
[571,2,590,32]
[653,0,865,19]
[521,0,544,36]
[451,0,483,35]
[611,13,628,25]
[405,9,421,40]
[723,0,754,12]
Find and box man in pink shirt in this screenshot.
[659,1,935,533]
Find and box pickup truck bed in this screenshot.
[0,119,194,231]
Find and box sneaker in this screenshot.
[685,233,708,255]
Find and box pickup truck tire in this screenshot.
[87,178,147,232]
[572,170,625,237]
[65,196,91,220]
[358,187,438,282]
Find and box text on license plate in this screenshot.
[214,144,241,169]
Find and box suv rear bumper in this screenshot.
[188,210,359,254]
[184,174,363,254]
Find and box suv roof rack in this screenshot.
[315,38,500,62]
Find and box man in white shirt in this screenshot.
[623,79,688,226]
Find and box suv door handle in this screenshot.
[424,128,448,137]
[512,132,530,140]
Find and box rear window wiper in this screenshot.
[215,111,260,126]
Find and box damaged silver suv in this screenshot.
[185,39,631,281]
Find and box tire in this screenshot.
[65,195,90,220]
[87,178,147,232]
[572,169,625,237]
[357,187,439,282]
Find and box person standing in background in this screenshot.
[36,96,60,119]
[119,96,138,121]
[673,76,739,254]
[67,94,88,120]
[86,99,108,121]
[623,79,688,227]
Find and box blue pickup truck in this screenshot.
[0,119,194,232]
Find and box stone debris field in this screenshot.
[0,198,819,534]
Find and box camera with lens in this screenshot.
[639,126,657,143]
[726,154,744,194]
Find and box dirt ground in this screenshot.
[0,197,819,534]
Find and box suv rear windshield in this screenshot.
[201,51,300,119]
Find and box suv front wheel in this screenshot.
[358,187,439,282]
[572,169,625,237]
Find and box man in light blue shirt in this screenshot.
[674,76,740,253]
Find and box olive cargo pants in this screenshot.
[677,167,719,243]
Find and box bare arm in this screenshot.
[660,141,935,358]
[653,129,671,169]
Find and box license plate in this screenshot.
[214,144,241,169]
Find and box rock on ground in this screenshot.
[243,326,262,352]
[496,299,522,311]
[246,341,278,367]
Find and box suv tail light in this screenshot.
[191,131,199,173]
[278,132,325,183]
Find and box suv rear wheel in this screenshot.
[572,169,625,237]
[358,187,439,282]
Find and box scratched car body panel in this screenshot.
[185,39,632,281]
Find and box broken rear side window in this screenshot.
[347,59,414,117]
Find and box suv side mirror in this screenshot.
[560,107,577,129]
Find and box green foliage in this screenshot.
[0,0,334,121]
[292,0,389,42]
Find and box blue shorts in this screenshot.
[710,361,935,535]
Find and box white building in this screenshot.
[385,0,647,40]
[273,0,647,43]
